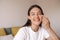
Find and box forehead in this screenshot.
[30,7,41,12]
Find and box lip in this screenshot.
[34,18,40,22]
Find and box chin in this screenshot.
[34,22,41,26]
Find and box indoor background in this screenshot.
[0,0,60,37]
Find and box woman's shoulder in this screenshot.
[21,26,29,29]
[40,27,49,35]
[19,26,29,32]
[40,27,47,32]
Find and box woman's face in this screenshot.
[28,7,43,26]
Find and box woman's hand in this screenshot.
[42,16,51,30]
[42,16,60,40]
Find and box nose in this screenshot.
[35,14,39,18]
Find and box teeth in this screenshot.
[35,19,40,21]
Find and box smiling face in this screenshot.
[28,7,43,26]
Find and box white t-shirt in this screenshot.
[13,26,49,40]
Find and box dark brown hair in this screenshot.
[23,4,44,27]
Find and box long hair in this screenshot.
[23,4,44,27]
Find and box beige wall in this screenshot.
[0,0,36,28]
[0,0,60,37]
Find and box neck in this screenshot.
[31,24,40,32]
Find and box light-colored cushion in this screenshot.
[0,28,6,36]
[0,34,13,40]
[11,27,21,36]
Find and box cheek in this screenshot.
[31,17,34,21]
[29,16,34,21]
[39,15,43,21]
[30,15,43,22]
[29,17,35,22]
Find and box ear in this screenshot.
[28,16,31,20]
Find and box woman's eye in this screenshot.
[31,12,35,15]
[32,13,35,15]
[37,11,42,15]
[38,12,42,15]
[38,13,41,15]
[30,12,42,16]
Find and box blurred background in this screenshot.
[0,0,60,37]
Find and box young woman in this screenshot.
[13,4,59,40]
